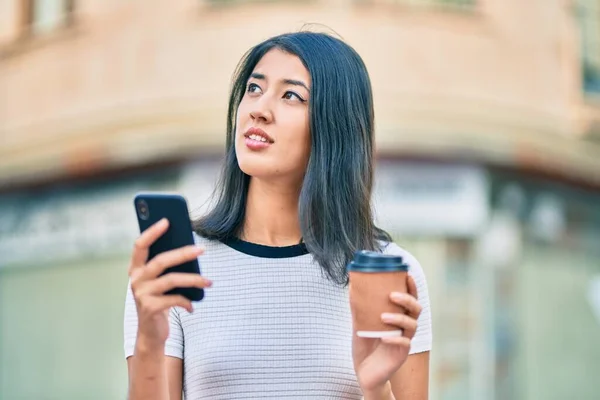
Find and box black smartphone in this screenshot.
[133,192,204,302]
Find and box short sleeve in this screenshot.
[382,242,432,354]
[123,280,185,359]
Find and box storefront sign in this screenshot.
[373,162,490,237]
[0,164,219,269]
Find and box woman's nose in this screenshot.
[249,100,273,123]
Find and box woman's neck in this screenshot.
[241,177,302,247]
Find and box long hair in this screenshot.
[193,31,391,285]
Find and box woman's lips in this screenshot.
[244,136,272,150]
[243,127,274,150]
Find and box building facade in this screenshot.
[1,1,600,399]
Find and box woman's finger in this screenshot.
[143,245,204,280]
[381,313,418,339]
[390,292,422,319]
[129,218,170,274]
[140,272,212,296]
[380,335,411,348]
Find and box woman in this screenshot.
[124,31,431,400]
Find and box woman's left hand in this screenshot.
[352,275,422,398]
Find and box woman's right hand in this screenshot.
[128,218,212,349]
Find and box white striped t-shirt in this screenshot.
[124,235,432,399]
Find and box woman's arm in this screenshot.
[390,352,430,400]
[124,220,209,400]
[127,350,183,400]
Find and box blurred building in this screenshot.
[1,1,600,399]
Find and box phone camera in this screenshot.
[137,200,149,220]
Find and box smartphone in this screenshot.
[133,192,204,302]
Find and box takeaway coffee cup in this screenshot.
[347,250,409,338]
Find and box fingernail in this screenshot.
[159,218,168,226]
[205,279,213,287]
[381,313,394,322]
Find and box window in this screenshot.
[578,0,600,94]
[20,0,75,36]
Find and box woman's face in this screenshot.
[235,48,311,185]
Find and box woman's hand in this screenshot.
[128,218,212,349]
[353,275,422,399]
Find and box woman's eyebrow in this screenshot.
[250,73,309,92]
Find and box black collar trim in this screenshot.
[220,237,309,258]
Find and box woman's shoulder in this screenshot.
[377,241,425,279]
[192,231,222,249]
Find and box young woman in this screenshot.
[124,31,431,400]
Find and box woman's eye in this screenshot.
[283,91,305,102]
[247,83,262,94]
